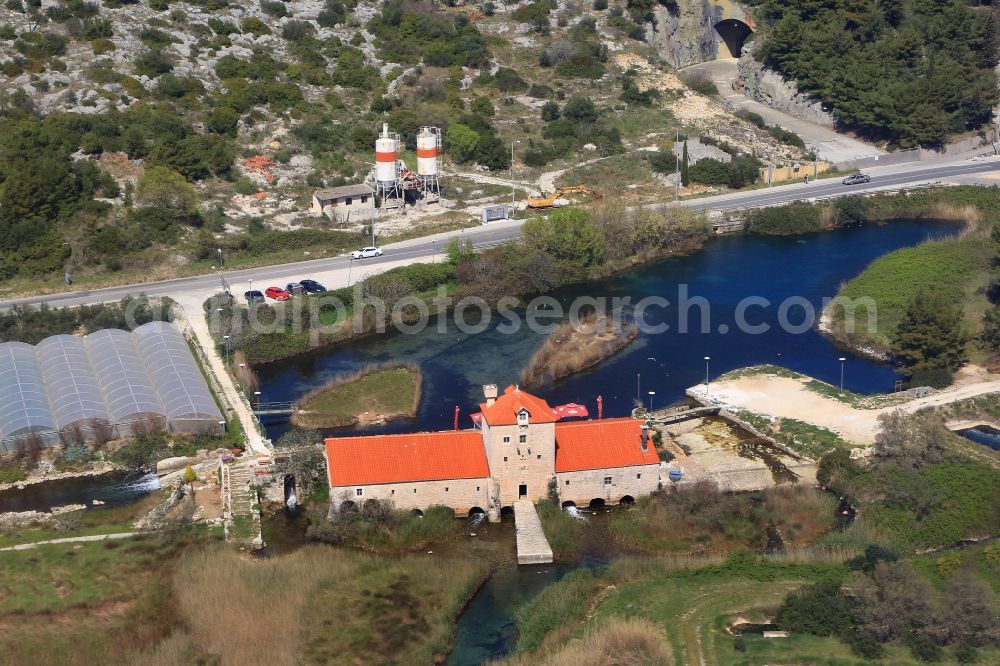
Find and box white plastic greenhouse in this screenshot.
[0,322,223,453]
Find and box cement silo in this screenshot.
[374,122,402,206]
[416,126,441,200]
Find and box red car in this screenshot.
[264,286,291,301]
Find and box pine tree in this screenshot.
[891,291,969,386]
[680,140,689,186]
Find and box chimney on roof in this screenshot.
[483,384,498,407]
[640,424,649,452]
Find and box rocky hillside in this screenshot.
[0,0,809,293]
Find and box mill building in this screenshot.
[324,384,662,521]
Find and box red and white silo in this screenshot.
[416,126,441,198]
[375,123,398,188]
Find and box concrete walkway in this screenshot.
[513,500,553,565]
[689,375,1000,445]
[684,59,884,163]
[179,311,271,459]
[0,532,141,552]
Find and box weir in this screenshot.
[513,501,553,565]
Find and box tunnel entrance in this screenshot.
[714,19,753,58]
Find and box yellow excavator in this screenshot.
[526,185,602,210]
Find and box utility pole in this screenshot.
[674,127,680,203]
[510,140,516,214]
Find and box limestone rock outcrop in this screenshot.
[736,41,835,127]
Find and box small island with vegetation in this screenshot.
[521,314,638,387]
[292,364,422,429]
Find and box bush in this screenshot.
[768,124,806,149]
[747,202,823,235]
[260,0,287,17]
[593,0,607,8]
[736,109,766,128]
[541,100,560,121]
[512,0,553,22]
[680,70,718,96]
[490,67,526,92]
[648,150,676,174]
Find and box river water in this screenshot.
[0,471,160,513]
[257,220,957,438]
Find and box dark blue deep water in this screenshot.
[257,220,958,438]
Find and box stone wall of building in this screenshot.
[481,419,557,507]
[557,463,661,507]
[331,477,491,517]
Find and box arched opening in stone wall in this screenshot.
[714,19,753,58]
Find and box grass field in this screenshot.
[159,544,487,665]
[292,363,422,428]
[0,528,212,666]
[831,235,989,351]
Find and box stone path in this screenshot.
[0,532,141,552]
[513,500,553,565]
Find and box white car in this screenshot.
[351,246,383,259]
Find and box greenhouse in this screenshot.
[0,322,223,453]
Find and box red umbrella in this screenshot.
[553,403,589,419]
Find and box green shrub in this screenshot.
[747,202,823,235]
[511,0,553,22]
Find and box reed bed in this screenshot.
[147,543,486,666]
[497,618,672,666]
[521,314,638,387]
[232,350,259,392]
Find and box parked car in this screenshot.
[286,281,304,295]
[244,290,264,304]
[264,286,291,301]
[299,279,327,293]
[351,246,383,259]
[842,173,871,185]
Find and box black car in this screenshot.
[244,290,265,304]
[299,279,327,294]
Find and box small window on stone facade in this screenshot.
[503,456,508,462]
[503,436,510,443]
[536,454,541,459]
[637,473,641,479]
[445,487,449,492]
[519,434,527,443]
[413,488,417,493]
[391,489,395,495]
[565,480,570,485]
[476,486,480,492]
[604,476,612,485]
[356,488,363,496]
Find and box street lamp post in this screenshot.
[704,356,711,384]
[648,391,656,413]
[839,357,846,394]
[636,372,641,406]
[510,140,520,214]
[223,335,230,367]
[347,257,354,287]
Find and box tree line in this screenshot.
[756,0,999,147]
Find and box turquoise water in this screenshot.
[258,220,957,437]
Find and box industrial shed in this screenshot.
[0,322,223,453]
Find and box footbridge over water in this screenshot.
[513,501,553,565]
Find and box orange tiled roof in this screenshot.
[554,417,659,472]
[325,430,489,487]
[479,384,557,426]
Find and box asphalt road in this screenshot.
[2,157,997,312]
